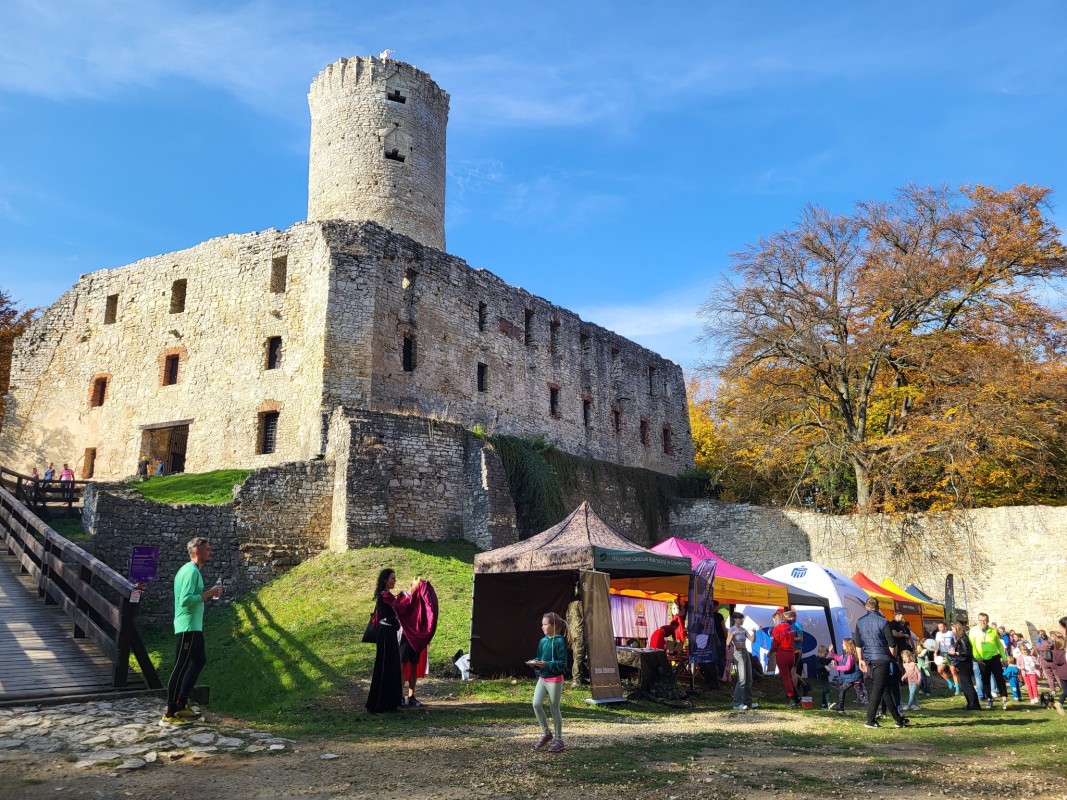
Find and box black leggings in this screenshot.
[165,631,206,715]
[955,660,981,709]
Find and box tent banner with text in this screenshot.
[581,569,625,703]
[687,558,719,664]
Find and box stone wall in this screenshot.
[82,460,333,624]
[669,499,1067,634]
[0,224,334,481]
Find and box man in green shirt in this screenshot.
[969,612,1008,710]
[161,537,223,726]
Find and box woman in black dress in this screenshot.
[366,568,402,713]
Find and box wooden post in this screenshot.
[73,563,92,638]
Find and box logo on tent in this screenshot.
[791,567,808,579]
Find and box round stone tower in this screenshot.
[307,55,449,251]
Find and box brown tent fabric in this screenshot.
[471,502,692,676]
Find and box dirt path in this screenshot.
[2,697,1064,800]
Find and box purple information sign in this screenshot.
[129,546,159,584]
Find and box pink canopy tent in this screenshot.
[648,537,789,606]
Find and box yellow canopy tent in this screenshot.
[880,578,945,620]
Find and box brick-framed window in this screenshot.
[170,279,187,314]
[548,383,561,418]
[257,409,280,455]
[163,355,180,385]
[662,425,674,455]
[266,336,283,370]
[477,363,488,392]
[104,294,118,324]
[639,417,651,447]
[270,255,288,293]
[88,374,110,408]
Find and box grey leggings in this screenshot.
[533,678,563,740]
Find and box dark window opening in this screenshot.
[647,365,656,396]
[612,408,621,434]
[549,386,560,417]
[583,398,592,428]
[104,294,118,324]
[402,268,417,290]
[550,320,560,355]
[402,335,416,372]
[524,309,534,346]
[164,355,180,385]
[271,256,288,293]
[258,411,280,455]
[477,363,488,392]
[170,279,187,314]
[90,377,108,408]
[385,149,406,163]
[267,336,283,370]
[82,448,96,480]
[580,331,592,358]
[387,88,407,104]
[662,427,673,455]
[640,419,651,447]
[478,302,488,332]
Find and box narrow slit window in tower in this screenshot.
[583,398,592,428]
[271,256,288,293]
[662,427,673,455]
[104,294,118,324]
[170,279,187,314]
[478,302,487,332]
[640,419,651,447]
[90,377,108,408]
[550,320,560,355]
[647,365,656,396]
[403,335,416,372]
[82,448,96,479]
[477,363,488,392]
[549,385,560,417]
[266,336,283,370]
[524,309,534,346]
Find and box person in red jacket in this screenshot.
[649,620,679,651]
[770,609,799,708]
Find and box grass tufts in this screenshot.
[128,469,253,505]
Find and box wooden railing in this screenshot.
[0,466,89,516]
[0,483,161,690]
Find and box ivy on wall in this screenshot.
[488,434,694,539]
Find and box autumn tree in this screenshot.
[0,289,38,432]
[698,184,1067,513]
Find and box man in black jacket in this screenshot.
[855,598,910,729]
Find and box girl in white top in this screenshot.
[1019,644,1041,704]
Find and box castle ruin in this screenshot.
[0,55,693,545]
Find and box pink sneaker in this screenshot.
[534,731,553,749]
[548,739,565,753]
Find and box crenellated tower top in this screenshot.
[307,55,450,250]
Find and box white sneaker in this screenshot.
[732,704,748,710]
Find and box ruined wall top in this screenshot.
[307,55,449,251]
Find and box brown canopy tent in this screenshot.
[471,502,692,676]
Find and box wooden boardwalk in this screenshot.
[0,551,145,702]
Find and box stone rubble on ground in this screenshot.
[0,698,293,770]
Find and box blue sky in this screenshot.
[2,1,1066,368]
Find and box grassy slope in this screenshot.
[128,470,252,504]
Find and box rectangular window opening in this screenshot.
[582,398,592,428]
[477,363,488,393]
[478,302,488,332]
[640,419,651,447]
[90,377,108,408]
[170,279,187,314]
[524,309,535,346]
[402,268,417,290]
[580,331,592,359]
[662,427,673,455]
[164,354,180,385]
[266,336,283,370]
[258,411,280,455]
[104,294,118,325]
[550,320,560,355]
[402,335,416,372]
[385,149,406,163]
[549,386,560,417]
[387,89,407,104]
[647,365,656,396]
[612,408,621,434]
[271,256,288,293]
[82,448,96,480]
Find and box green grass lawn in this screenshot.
[138,538,1067,783]
[128,469,252,504]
